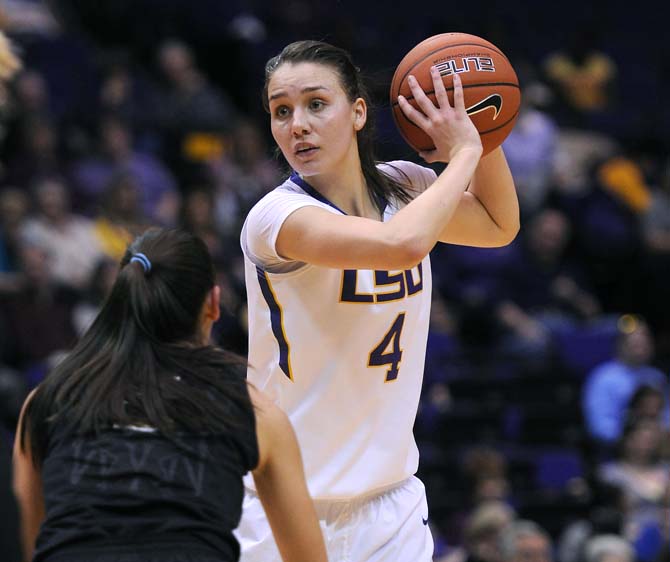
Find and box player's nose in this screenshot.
[291,107,311,136]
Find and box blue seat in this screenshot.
[554,326,617,376]
[534,449,584,491]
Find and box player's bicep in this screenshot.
[438,191,511,247]
[276,206,405,270]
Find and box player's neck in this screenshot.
[306,155,379,219]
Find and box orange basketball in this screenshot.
[390,32,521,155]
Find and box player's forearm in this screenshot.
[254,466,327,562]
[387,148,481,262]
[467,147,520,242]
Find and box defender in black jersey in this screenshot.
[13,228,326,562]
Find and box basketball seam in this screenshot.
[390,82,520,107]
[391,42,511,97]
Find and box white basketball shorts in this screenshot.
[235,475,434,562]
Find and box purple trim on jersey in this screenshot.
[289,172,347,214]
[289,172,388,215]
[255,266,292,380]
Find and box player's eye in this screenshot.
[310,99,325,111]
[274,105,290,119]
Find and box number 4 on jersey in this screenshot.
[368,313,405,382]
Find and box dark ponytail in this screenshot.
[263,40,415,212]
[21,228,251,466]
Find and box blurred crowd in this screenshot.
[1,1,669,562]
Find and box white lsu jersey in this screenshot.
[241,160,437,500]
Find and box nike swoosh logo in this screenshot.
[466,94,503,120]
[422,517,429,525]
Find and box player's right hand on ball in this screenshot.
[397,68,482,163]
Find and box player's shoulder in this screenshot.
[245,175,315,221]
[377,160,437,189]
[249,175,310,208]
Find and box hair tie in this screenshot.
[130,253,152,273]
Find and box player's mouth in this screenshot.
[294,143,319,158]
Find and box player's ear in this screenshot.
[206,285,221,323]
[353,97,367,131]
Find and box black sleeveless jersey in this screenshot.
[33,394,258,562]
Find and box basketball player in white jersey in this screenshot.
[236,40,519,562]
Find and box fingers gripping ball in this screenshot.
[391,32,521,155]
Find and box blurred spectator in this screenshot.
[552,130,618,197]
[496,208,603,358]
[643,159,670,254]
[98,60,136,119]
[582,316,669,446]
[91,172,147,259]
[3,114,64,187]
[499,519,553,562]
[430,290,458,337]
[431,242,517,350]
[597,419,669,561]
[583,535,634,562]
[421,291,459,392]
[597,155,652,216]
[502,87,559,218]
[11,69,48,114]
[180,184,217,235]
[439,501,516,562]
[211,267,248,356]
[439,447,515,551]
[180,185,227,261]
[0,242,78,371]
[462,447,512,507]
[557,482,627,562]
[71,256,118,335]
[95,57,159,140]
[626,385,670,460]
[0,0,59,36]
[627,385,666,425]
[564,150,649,314]
[20,176,103,290]
[0,186,29,275]
[153,39,239,183]
[155,39,238,133]
[625,385,670,458]
[1,69,51,164]
[543,26,618,129]
[208,119,282,238]
[598,419,668,517]
[438,446,512,545]
[0,28,22,103]
[71,115,179,223]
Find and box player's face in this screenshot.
[267,62,366,177]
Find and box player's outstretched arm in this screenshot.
[12,390,45,562]
[250,386,328,562]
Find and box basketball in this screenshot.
[390,32,521,156]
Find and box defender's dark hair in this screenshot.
[20,228,250,466]
[263,40,415,213]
